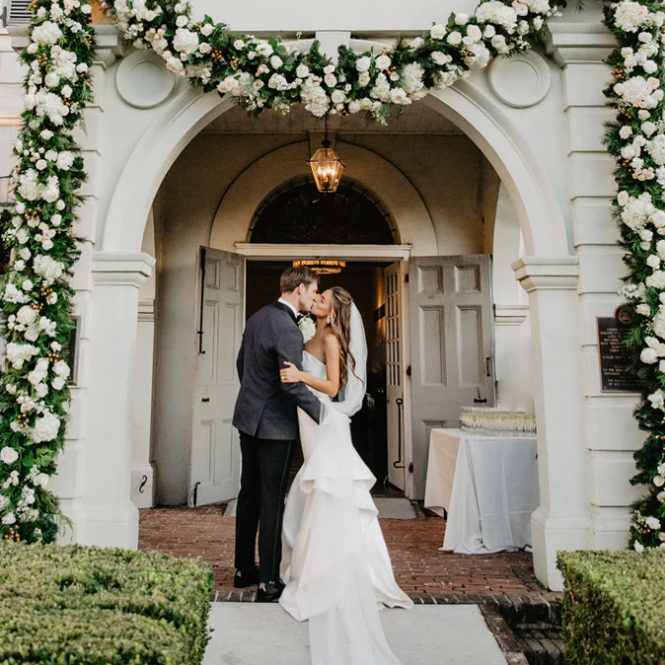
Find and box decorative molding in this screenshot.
[137,299,155,322]
[116,51,177,109]
[235,243,413,261]
[91,251,156,288]
[488,51,551,109]
[511,257,579,292]
[494,304,529,326]
[545,22,616,66]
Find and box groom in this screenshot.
[232,266,323,602]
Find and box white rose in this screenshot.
[646,516,661,530]
[270,55,283,69]
[647,254,661,269]
[348,99,361,113]
[430,24,446,39]
[618,190,630,206]
[447,31,463,46]
[201,23,214,36]
[324,73,337,87]
[643,121,657,136]
[431,51,448,65]
[634,541,645,553]
[644,60,658,74]
[0,447,19,465]
[455,12,469,24]
[1,513,16,526]
[356,56,371,72]
[175,14,188,27]
[376,54,391,70]
[642,348,659,364]
[296,64,309,78]
[637,304,651,316]
[619,126,633,140]
[654,474,665,487]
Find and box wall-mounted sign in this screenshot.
[597,305,641,393]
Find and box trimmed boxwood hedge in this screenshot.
[557,550,665,665]
[0,541,214,665]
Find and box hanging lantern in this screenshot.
[308,131,345,194]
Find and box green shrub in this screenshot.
[0,542,214,665]
[557,550,665,665]
[0,601,187,665]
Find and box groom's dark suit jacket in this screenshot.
[233,302,322,440]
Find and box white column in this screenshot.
[548,22,644,549]
[513,257,589,590]
[76,252,155,548]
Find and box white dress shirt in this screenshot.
[278,297,299,319]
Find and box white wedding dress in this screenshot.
[280,349,413,665]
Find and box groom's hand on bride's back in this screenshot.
[274,326,322,424]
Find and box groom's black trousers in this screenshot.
[235,432,295,583]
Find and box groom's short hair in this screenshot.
[281,266,318,293]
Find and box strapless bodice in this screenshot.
[302,350,330,402]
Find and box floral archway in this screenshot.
[0,0,663,554]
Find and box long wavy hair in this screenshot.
[328,286,357,387]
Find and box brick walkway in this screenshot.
[139,505,559,597]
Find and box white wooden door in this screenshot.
[385,261,411,491]
[190,248,245,506]
[409,255,494,499]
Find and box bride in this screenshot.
[278,286,413,665]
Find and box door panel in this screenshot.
[191,248,245,506]
[385,261,411,491]
[409,255,494,499]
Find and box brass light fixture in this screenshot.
[308,119,345,194]
[293,260,347,275]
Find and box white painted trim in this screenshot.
[235,243,412,261]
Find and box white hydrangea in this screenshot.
[614,1,653,32]
[30,411,61,444]
[6,343,40,369]
[33,254,65,284]
[615,76,662,109]
[647,135,665,165]
[620,192,656,230]
[16,306,38,326]
[475,0,518,32]
[400,63,425,95]
[31,21,63,45]
[301,79,330,118]
[173,28,199,55]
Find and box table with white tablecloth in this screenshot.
[424,428,539,554]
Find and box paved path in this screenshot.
[203,604,507,665]
[139,506,555,596]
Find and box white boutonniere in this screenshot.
[298,315,316,344]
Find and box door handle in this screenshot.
[485,357,491,378]
[202,397,210,403]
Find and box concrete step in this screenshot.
[203,603,508,665]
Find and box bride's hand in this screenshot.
[280,362,302,384]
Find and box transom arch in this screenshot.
[248,175,399,245]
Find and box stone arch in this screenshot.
[207,141,436,253]
[102,78,569,259]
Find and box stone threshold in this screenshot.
[209,591,564,665]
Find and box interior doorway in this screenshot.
[246,260,400,494]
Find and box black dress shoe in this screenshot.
[233,566,259,588]
[256,580,285,603]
